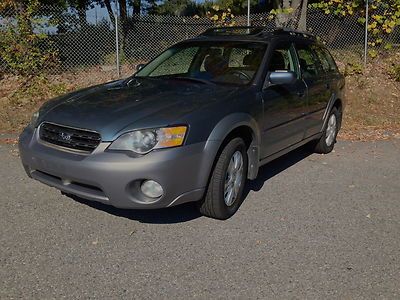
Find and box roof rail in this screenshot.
[273,28,317,40]
[201,26,265,36]
[199,26,318,40]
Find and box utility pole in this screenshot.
[114,0,120,78]
[364,0,369,66]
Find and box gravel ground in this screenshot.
[1,140,399,299]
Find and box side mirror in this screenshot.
[268,71,296,85]
[136,63,145,71]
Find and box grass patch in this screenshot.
[338,50,400,140]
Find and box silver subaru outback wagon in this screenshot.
[19,27,345,219]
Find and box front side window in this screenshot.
[135,42,267,85]
[267,43,296,73]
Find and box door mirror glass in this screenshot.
[268,71,296,85]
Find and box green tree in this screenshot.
[95,0,131,57]
[311,0,400,54]
[269,0,308,29]
[154,0,205,16]
[0,0,59,76]
[214,0,258,15]
[206,5,236,25]
[67,0,95,28]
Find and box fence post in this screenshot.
[247,0,250,26]
[114,12,121,78]
[364,0,369,67]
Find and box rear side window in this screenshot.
[296,44,321,80]
[322,48,339,73]
[313,46,338,74]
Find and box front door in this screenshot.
[295,43,332,138]
[261,42,308,159]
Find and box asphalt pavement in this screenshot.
[1,140,399,299]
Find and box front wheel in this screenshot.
[197,137,248,220]
[313,107,340,154]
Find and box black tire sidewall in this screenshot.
[201,137,248,219]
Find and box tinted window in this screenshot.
[322,48,339,73]
[268,43,296,73]
[313,47,330,73]
[313,46,338,74]
[296,44,321,80]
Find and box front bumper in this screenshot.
[19,127,219,209]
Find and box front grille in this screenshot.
[39,122,101,153]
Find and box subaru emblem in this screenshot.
[59,132,72,142]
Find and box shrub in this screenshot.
[390,63,400,81]
[0,0,59,76]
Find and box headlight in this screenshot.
[108,126,187,154]
[30,111,40,128]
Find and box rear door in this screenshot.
[260,41,308,158]
[313,45,343,121]
[295,43,331,138]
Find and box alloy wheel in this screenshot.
[325,114,337,147]
[224,151,244,207]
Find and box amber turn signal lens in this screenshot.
[156,126,187,148]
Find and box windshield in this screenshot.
[135,41,267,86]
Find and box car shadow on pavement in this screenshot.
[68,195,202,224]
[243,145,312,197]
[68,145,312,224]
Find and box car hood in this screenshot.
[38,78,238,141]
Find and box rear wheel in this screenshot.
[313,107,340,154]
[198,137,248,220]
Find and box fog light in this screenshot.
[140,180,163,198]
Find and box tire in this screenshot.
[197,137,248,220]
[313,107,340,154]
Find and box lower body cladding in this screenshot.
[19,127,220,209]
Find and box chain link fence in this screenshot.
[1,5,399,80]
